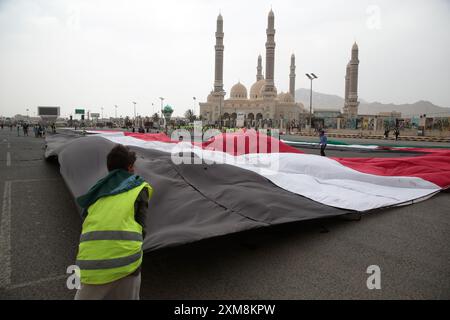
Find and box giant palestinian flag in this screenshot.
[45,129,450,252]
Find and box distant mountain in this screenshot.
[295,88,345,109]
[295,88,450,117]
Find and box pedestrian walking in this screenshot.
[394,127,400,141]
[17,124,21,136]
[74,144,153,300]
[319,129,327,157]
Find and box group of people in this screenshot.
[131,126,148,133]
[384,127,400,140]
[12,123,54,138]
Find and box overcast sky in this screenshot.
[0,0,449,118]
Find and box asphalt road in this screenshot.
[0,129,449,299]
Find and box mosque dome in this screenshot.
[277,92,294,103]
[250,79,265,99]
[230,82,248,99]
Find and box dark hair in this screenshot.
[107,144,137,172]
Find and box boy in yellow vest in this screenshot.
[74,144,152,300]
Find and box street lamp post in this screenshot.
[193,97,197,118]
[305,73,318,133]
[218,92,225,130]
[132,102,137,126]
[159,97,165,129]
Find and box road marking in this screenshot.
[0,181,12,288]
[6,152,11,166]
[7,275,67,290]
[7,143,10,149]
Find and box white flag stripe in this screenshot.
[96,133,441,212]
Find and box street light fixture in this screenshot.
[305,73,318,133]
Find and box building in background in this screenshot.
[200,10,305,129]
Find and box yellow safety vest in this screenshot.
[76,182,152,285]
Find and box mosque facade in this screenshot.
[199,10,305,129]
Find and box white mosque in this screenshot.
[199,10,305,128]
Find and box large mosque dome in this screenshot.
[230,82,248,99]
[277,92,295,103]
[250,79,265,99]
[249,80,278,99]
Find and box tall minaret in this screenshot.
[349,42,359,102]
[214,13,224,94]
[344,62,350,104]
[289,54,296,97]
[263,9,276,97]
[256,54,263,81]
[344,42,359,116]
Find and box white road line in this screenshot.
[7,143,10,149]
[0,181,12,288]
[7,275,67,290]
[6,152,11,167]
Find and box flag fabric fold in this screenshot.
[45,129,450,251]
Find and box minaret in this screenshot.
[263,9,276,97]
[214,14,224,94]
[344,62,350,108]
[344,42,359,116]
[289,54,296,98]
[349,42,359,102]
[256,54,263,81]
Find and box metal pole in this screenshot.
[309,79,312,133]
[159,97,164,129]
[219,95,222,129]
[193,97,196,117]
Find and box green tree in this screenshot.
[151,113,160,123]
[184,109,197,123]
